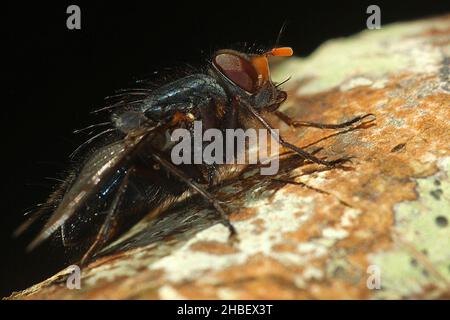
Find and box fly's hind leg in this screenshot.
[275,111,376,129]
[150,151,237,240]
[80,168,134,266]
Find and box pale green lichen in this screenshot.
[272,17,449,96]
[149,190,317,284]
[369,157,450,299]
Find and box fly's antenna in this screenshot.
[274,20,289,49]
[275,76,292,88]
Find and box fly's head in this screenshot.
[210,47,293,112]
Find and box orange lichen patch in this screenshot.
[250,218,266,234]
[171,284,219,300]
[214,255,298,282]
[171,256,372,299]
[229,207,257,221]
[336,221,393,252]
[346,252,370,270]
[416,26,450,38]
[309,279,369,299]
[174,256,309,299]
[189,241,238,255]
[281,189,347,243]
[271,243,298,253]
[284,219,322,243]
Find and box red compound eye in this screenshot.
[213,52,259,93]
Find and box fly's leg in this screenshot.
[150,151,237,239]
[80,168,133,266]
[275,111,376,129]
[279,139,352,166]
[241,99,353,167]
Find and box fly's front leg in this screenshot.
[240,98,353,167]
[196,98,229,187]
[275,111,376,129]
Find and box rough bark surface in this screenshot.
[8,14,450,300]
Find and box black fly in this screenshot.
[15,46,374,265]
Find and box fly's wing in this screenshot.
[27,130,153,251]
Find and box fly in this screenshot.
[15,46,375,266]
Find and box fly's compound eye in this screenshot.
[213,53,259,93]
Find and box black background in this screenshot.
[2,0,448,297]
